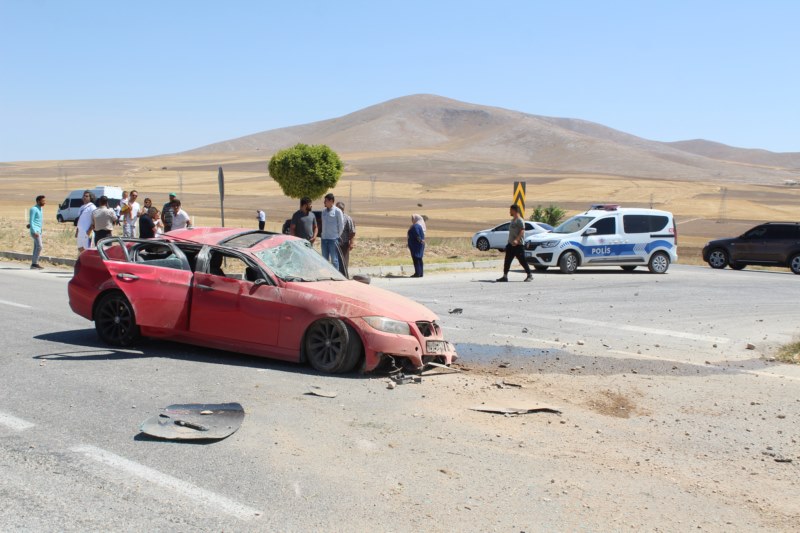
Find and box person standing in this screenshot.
[496,204,533,282]
[90,195,117,245]
[289,197,317,243]
[115,190,128,225]
[256,209,266,230]
[139,207,157,238]
[168,198,191,231]
[75,190,96,253]
[28,195,46,269]
[407,214,426,278]
[120,190,141,237]
[162,192,176,232]
[336,201,356,271]
[320,193,344,270]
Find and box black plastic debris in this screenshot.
[139,402,244,441]
[448,308,463,314]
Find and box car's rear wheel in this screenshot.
[621,265,637,272]
[476,237,490,252]
[707,249,728,269]
[731,263,745,270]
[533,265,549,272]
[558,251,578,274]
[305,319,362,373]
[56,214,64,223]
[94,292,141,346]
[790,254,800,275]
[648,252,670,274]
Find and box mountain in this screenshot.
[183,94,799,184]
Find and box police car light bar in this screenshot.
[590,204,620,211]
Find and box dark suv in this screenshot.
[702,222,800,274]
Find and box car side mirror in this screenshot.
[583,227,597,236]
[253,278,268,286]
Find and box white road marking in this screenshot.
[70,445,262,520]
[522,313,730,344]
[0,411,36,431]
[0,298,32,309]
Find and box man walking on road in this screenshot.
[29,195,46,269]
[320,193,344,271]
[496,204,533,282]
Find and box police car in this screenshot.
[523,205,678,273]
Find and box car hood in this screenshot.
[285,280,439,322]
[704,237,738,247]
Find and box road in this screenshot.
[1,261,799,531]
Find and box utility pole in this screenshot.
[718,187,728,223]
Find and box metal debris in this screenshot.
[448,308,463,314]
[139,403,244,441]
[469,404,561,415]
[306,386,338,398]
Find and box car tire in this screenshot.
[790,254,800,275]
[731,263,745,270]
[648,251,670,274]
[558,251,578,274]
[707,249,728,269]
[94,291,141,346]
[305,319,362,373]
[621,265,637,272]
[56,214,64,223]
[476,237,490,252]
[533,265,549,272]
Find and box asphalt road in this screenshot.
[1,261,799,531]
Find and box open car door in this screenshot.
[97,238,193,331]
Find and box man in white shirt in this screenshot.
[256,209,266,230]
[169,198,191,232]
[121,190,141,237]
[75,190,97,253]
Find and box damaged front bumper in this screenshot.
[354,318,458,372]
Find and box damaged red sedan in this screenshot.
[68,228,457,373]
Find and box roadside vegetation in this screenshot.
[775,341,800,364]
[529,204,567,226]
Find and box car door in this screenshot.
[97,238,193,330]
[489,223,510,249]
[189,247,282,346]
[581,216,621,263]
[733,225,769,263]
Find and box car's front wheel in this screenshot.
[533,265,549,272]
[559,251,578,274]
[648,252,670,274]
[94,292,141,346]
[305,319,362,373]
[475,237,490,252]
[56,214,64,223]
[707,249,728,269]
[790,254,800,275]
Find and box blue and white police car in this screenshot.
[523,205,678,273]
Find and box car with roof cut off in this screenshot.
[68,228,457,374]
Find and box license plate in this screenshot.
[426,340,448,354]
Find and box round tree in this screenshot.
[268,143,344,199]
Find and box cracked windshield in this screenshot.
[255,240,346,282]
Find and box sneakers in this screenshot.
[495,276,508,282]
[524,275,533,282]
[30,264,44,270]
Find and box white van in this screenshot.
[56,186,123,223]
[523,205,678,273]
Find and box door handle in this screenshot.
[196,284,214,291]
[116,273,139,280]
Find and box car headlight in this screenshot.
[539,240,560,248]
[362,316,411,335]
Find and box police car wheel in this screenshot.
[559,251,578,274]
[648,252,670,274]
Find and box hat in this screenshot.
[169,192,177,197]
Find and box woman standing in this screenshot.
[407,214,426,278]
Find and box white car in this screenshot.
[472,221,553,251]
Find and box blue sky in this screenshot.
[1,0,798,161]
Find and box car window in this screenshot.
[69,198,82,208]
[524,222,534,230]
[768,225,796,239]
[132,241,188,271]
[495,223,510,232]
[623,215,669,234]
[553,216,593,234]
[255,240,346,282]
[206,249,262,282]
[590,217,616,235]
[744,226,767,239]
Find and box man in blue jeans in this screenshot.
[320,193,344,271]
[29,194,46,269]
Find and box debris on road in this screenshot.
[139,402,244,441]
[448,308,463,314]
[306,386,338,398]
[469,404,561,415]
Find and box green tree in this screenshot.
[529,204,567,227]
[268,143,344,199]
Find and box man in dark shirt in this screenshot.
[161,193,176,232]
[139,207,157,239]
[289,197,317,243]
[496,204,533,282]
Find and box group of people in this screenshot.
[288,193,357,272]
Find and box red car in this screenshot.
[68,228,458,374]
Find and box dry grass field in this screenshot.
[1,150,798,266]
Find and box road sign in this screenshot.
[218,166,225,227]
[513,181,526,218]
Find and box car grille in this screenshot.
[416,321,441,337]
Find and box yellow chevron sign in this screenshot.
[513,181,526,217]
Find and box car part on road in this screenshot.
[469,404,562,415]
[139,402,244,441]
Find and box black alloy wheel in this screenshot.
[94,292,141,346]
[305,319,362,373]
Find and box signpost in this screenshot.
[218,166,225,227]
[513,181,526,218]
